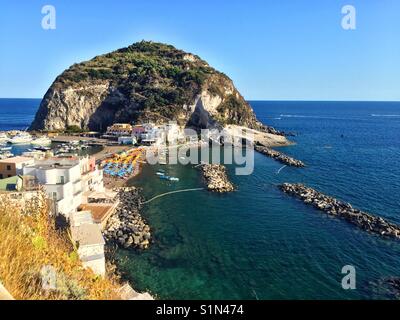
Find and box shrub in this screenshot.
[65,125,84,133]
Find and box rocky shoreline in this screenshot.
[200,164,235,193]
[280,183,400,240]
[255,145,305,167]
[261,125,285,136]
[103,187,152,250]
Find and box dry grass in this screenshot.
[0,191,121,300]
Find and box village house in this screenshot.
[0,175,41,208]
[22,156,105,216]
[106,123,133,136]
[79,156,105,193]
[0,175,37,192]
[132,124,146,138]
[23,158,83,216]
[70,210,106,276]
[0,156,34,179]
[162,122,184,144]
[138,123,164,146]
[80,189,118,227]
[118,135,137,145]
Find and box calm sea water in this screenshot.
[0,98,101,156]
[0,99,41,155]
[0,98,38,131]
[1,99,400,299]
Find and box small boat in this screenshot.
[31,136,52,146]
[0,146,12,151]
[8,132,33,144]
[0,151,14,159]
[0,132,8,143]
[33,146,51,151]
[156,172,165,176]
[159,175,179,182]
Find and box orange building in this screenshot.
[0,156,34,179]
[106,123,133,136]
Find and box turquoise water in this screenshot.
[119,101,400,300]
[1,99,400,299]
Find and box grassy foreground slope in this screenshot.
[0,192,120,300]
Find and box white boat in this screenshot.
[8,132,33,144]
[0,132,8,143]
[31,136,52,146]
[33,146,51,151]
[0,151,14,159]
[0,146,12,151]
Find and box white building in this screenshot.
[70,210,106,276]
[79,156,105,193]
[162,123,184,144]
[118,136,137,145]
[23,158,83,216]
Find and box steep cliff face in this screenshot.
[30,41,262,132]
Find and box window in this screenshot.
[57,176,65,184]
[0,174,3,179]
[6,165,11,171]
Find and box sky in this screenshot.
[0,0,399,101]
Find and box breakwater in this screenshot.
[280,183,400,240]
[200,164,234,193]
[255,145,305,167]
[103,187,151,249]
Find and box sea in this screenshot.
[1,98,400,299]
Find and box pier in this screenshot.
[199,164,235,193]
[255,145,305,167]
[280,183,400,240]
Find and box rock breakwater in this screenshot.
[103,187,151,250]
[255,145,305,167]
[200,164,234,193]
[280,183,400,240]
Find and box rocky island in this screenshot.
[29,41,284,143]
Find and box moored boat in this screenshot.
[0,151,14,159]
[31,136,52,146]
[0,132,8,143]
[33,146,51,151]
[7,132,33,144]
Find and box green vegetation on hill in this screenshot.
[30,41,259,131]
[59,41,215,113]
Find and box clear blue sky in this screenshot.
[0,0,399,100]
